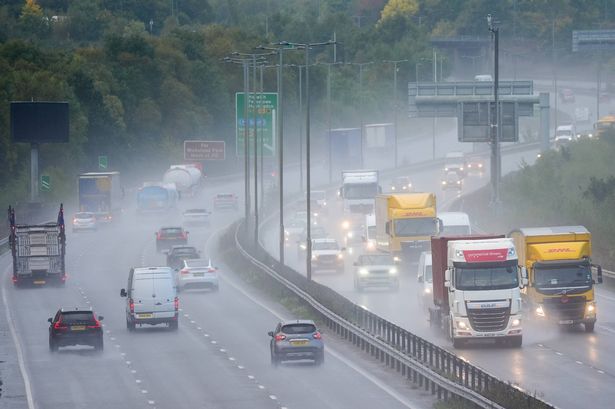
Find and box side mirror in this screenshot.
[98,316,104,321]
[120,288,127,297]
[444,280,450,288]
[185,231,190,235]
[444,269,451,282]
[385,221,391,235]
[595,264,603,284]
[267,331,274,337]
[48,317,53,323]
[418,276,423,283]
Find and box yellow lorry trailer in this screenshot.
[510,226,603,332]
[375,193,439,264]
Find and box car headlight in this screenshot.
[300,243,307,250]
[323,201,327,206]
[535,305,545,317]
[586,303,596,316]
[511,318,521,327]
[588,133,593,138]
[393,256,401,262]
[366,241,375,249]
[460,167,464,171]
[337,253,344,260]
[313,212,319,217]
[391,186,396,190]
[347,231,354,239]
[342,220,350,230]
[444,167,449,171]
[423,287,432,294]
[456,180,461,185]
[457,321,467,329]
[441,181,447,185]
[389,267,398,275]
[478,163,483,168]
[359,268,369,276]
[312,255,318,261]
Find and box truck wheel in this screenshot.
[452,337,465,349]
[584,322,595,333]
[509,336,523,348]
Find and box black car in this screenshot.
[166,245,200,270]
[48,308,104,352]
[155,227,188,252]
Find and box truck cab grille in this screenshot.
[543,296,585,321]
[467,304,511,332]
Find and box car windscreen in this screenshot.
[360,254,394,265]
[185,209,206,214]
[367,225,376,238]
[282,324,317,334]
[161,228,183,235]
[312,241,338,250]
[60,312,94,323]
[185,259,210,268]
[394,218,437,236]
[75,213,94,219]
[424,265,433,282]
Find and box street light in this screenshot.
[347,61,374,168]
[278,39,335,281]
[383,59,409,168]
[415,57,436,159]
[487,14,501,206]
[317,61,343,182]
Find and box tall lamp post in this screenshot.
[279,40,335,281]
[487,14,501,206]
[318,61,343,182]
[383,59,408,168]
[347,62,374,168]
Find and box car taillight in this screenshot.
[180,268,189,275]
[274,334,286,342]
[181,232,188,239]
[88,319,101,329]
[53,320,67,330]
[156,232,161,240]
[129,298,135,313]
[313,332,322,340]
[174,297,179,311]
[207,268,217,273]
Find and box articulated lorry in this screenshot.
[429,236,525,348]
[510,226,602,332]
[340,170,379,214]
[375,193,439,264]
[78,172,122,222]
[9,205,66,287]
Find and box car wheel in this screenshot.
[212,285,219,292]
[315,351,325,366]
[126,319,136,332]
[270,353,279,367]
[169,320,179,331]
[49,339,58,352]
[95,338,104,352]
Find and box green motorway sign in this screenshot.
[235,92,277,157]
[98,155,108,170]
[40,175,51,192]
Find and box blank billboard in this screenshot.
[11,102,69,143]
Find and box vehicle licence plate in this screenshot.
[193,273,204,277]
[559,319,574,325]
[71,325,86,331]
[138,313,153,319]
[33,280,46,285]
[290,340,309,346]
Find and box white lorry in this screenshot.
[430,235,526,348]
[163,165,202,197]
[339,170,379,214]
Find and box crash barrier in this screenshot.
[231,220,555,409]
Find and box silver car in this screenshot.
[72,212,97,231]
[269,320,324,366]
[182,208,211,225]
[353,253,399,291]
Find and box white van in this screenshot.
[438,212,471,235]
[417,251,433,312]
[474,74,493,82]
[364,213,376,250]
[120,267,179,331]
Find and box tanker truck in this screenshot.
[163,165,202,197]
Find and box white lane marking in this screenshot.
[237,365,245,370]
[248,375,255,380]
[211,340,217,344]
[229,357,236,361]
[219,348,226,353]
[2,268,36,409]
[148,400,155,405]
[555,352,563,356]
[575,361,583,365]
[596,292,615,302]
[269,395,277,400]
[136,379,142,384]
[126,361,131,365]
[131,370,137,374]
[598,370,605,374]
[217,274,418,409]
[258,385,265,390]
[141,389,148,394]
[197,327,202,330]
[597,324,615,335]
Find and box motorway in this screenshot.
[1,82,613,409]
[258,91,615,408]
[1,179,439,409]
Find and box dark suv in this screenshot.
[166,245,200,270]
[48,309,104,352]
[156,227,188,252]
[268,320,324,366]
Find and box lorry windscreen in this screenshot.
[344,183,378,199]
[454,261,519,290]
[442,225,471,235]
[533,263,592,289]
[394,218,437,236]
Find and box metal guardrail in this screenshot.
[233,221,555,409]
